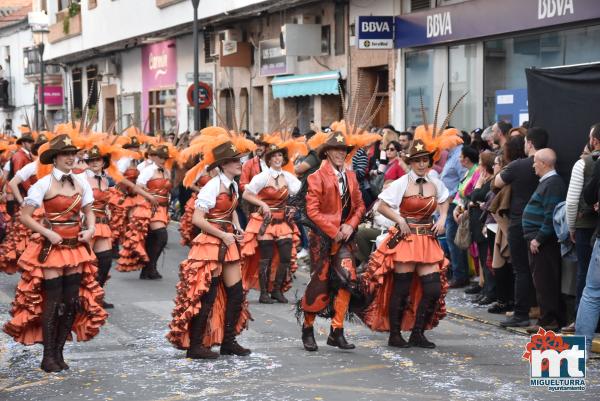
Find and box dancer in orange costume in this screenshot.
[240,135,305,304]
[168,135,256,360]
[3,134,107,372]
[361,97,465,348]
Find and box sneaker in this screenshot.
[487,302,513,314]
[500,315,530,328]
[477,296,495,306]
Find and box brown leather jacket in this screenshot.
[306,160,366,239]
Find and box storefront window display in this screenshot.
[405,49,433,129]
[449,43,477,131]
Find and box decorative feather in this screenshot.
[441,91,469,131]
[432,84,444,138]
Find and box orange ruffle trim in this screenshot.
[150,205,169,225]
[116,196,151,272]
[108,188,137,241]
[179,194,197,247]
[2,237,108,345]
[167,233,250,349]
[0,209,43,275]
[361,226,449,332]
[92,223,112,241]
[240,213,299,292]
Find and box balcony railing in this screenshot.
[23,47,62,82]
[48,10,82,43]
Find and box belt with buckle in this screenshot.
[96,217,109,224]
[408,224,433,236]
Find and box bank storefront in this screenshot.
[396,0,600,131]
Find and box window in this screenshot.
[148,88,177,134]
[483,25,600,125]
[118,92,141,130]
[321,25,331,55]
[449,43,477,131]
[334,2,345,55]
[404,50,433,129]
[71,68,82,116]
[86,65,98,107]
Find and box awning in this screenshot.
[271,70,341,99]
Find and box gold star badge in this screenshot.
[64,137,72,146]
[415,143,424,151]
[231,144,237,152]
[336,134,344,143]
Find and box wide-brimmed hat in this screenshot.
[32,133,50,155]
[207,141,243,171]
[39,134,80,165]
[317,132,354,160]
[85,145,111,168]
[122,136,141,149]
[254,134,269,146]
[16,131,35,145]
[405,139,435,163]
[148,144,171,159]
[264,143,289,166]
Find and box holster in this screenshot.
[38,239,53,263]
[258,214,272,236]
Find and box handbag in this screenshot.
[454,211,472,250]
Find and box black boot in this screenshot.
[326,327,355,350]
[147,228,167,280]
[388,272,412,348]
[271,239,292,303]
[187,278,219,359]
[220,281,251,356]
[409,273,441,349]
[301,326,318,352]
[40,277,63,373]
[111,241,120,259]
[257,240,274,304]
[95,250,114,308]
[140,230,155,280]
[55,273,82,370]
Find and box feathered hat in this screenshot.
[261,131,308,173]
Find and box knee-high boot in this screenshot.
[220,281,251,356]
[409,273,441,349]
[95,250,114,308]
[257,240,274,304]
[147,228,168,280]
[40,277,63,373]
[140,230,155,279]
[271,239,292,303]
[55,273,82,370]
[187,277,220,359]
[388,272,413,348]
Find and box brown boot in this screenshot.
[326,327,355,350]
[258,258,274,304]
[220,281,251,356]
[271,239,292,303]
[408,273,440,349]
[302,326,318,352]
[55,274,82,370]
[187,278,219,359]
[388,272,411,348]
[40,277,63,373]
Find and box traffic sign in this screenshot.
[187,82,213,109]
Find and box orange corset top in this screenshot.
[205,193,238,223]
[258,186,288,209]
[43,194,82,238]
[92,188,109,218]
[147,178,172,205]
[400,195,437,222]
[197,175,211,188]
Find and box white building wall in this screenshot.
[120,48,142,94]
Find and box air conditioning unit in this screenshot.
[97,58,118,77]
[293,14,316,24]
[222,29,241,42]
[210,31,225,57]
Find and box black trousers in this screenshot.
[529,239,563,326]
[507,223,534,319]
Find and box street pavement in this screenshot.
[0,223,598,401]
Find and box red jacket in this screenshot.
[306,160,366,239]
[10,148,32,177]
[239,156,263,193]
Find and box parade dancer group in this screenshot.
[0,91,465,372]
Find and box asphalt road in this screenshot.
[0,223,598,401]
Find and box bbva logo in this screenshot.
[426,12,452,39]
[538,0,575,20]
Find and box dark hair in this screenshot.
[503,135,526,163]
[497,121,513,136]
[590,122,600,141]
[398,131,413,141]
[461,145,479,164]
[304,129,316,140]
[460,130,472,146]
[526,127,549,150]
[383,124,396,131]
[521,121,530,129]
[471,139,491,153]
[471,128,483,141]
[386,140,401,151]
[479,151,495,174]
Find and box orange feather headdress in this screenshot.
[261,132,308,173]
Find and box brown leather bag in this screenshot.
[454,211,472,250]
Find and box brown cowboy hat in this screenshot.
[264,143,289,166]
[207,141,244,171]
[32,133,50,155]
[16,131,35,145]
[148,144,171,159]
[122,136,141,149]
[254,134,269,146]
[39,134,80,165]
[317,131,354,160]
[404,139,435,164]
[85,145,111,168]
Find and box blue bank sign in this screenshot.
[395,0,600,48]
[356,16,394,49]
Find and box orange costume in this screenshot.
[179,174,211,247]
[168,138,256,359]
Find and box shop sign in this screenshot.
[141,39,177,127]
[395,0,600,48]
[259,39,295,77]
[40,85,63,106]
[222,40,238,56]
[356,16,394,49]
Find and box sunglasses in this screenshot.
[386,147,398,152]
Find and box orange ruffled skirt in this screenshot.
[0,208,43,275]
[240,213,299,292]
[179,194,197,247]
[167,232,251,349]
[3,234,108,345]
[93,222,112,242]
[108,188,138,241]
[150,205,169,226]
[116,196,151,272]
[361,226,449,332]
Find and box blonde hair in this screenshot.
[381,129,399,149]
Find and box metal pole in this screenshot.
[192,0,200,132]
[39,42,45,129]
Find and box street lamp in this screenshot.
[38,41,45,129]
[192,0,200,132]
[28,11,49,130]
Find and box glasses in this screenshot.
[386,147,398,152]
